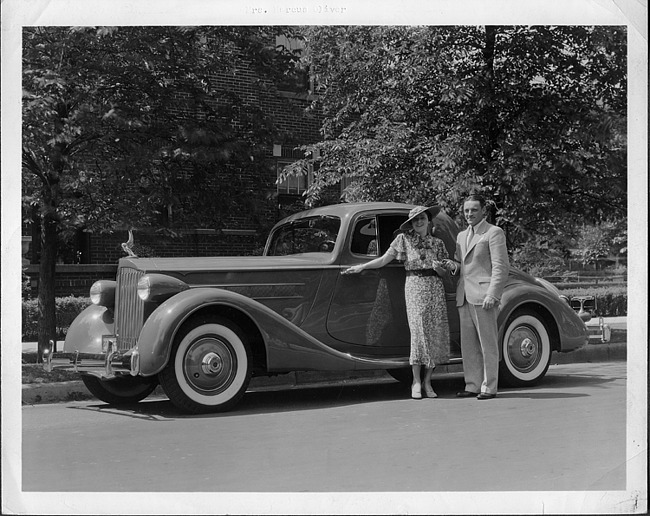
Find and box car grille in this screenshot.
[115,267,145,351]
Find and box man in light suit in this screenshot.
[443,194,509,399]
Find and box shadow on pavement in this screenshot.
[66,366,622,419]
[67,380,414,420]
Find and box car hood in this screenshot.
[118,254,337,273]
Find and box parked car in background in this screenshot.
[566,294,612,342]
[44,202,589,413]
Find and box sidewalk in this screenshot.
[22,317,627,405]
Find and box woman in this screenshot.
[344,206,450,399]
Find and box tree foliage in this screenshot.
[573,218,627,268]
[22,25,301,355]
[283,25,627,250]
[23,25,302,235]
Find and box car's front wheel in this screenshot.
[499,309,553,387]
[159,316,251,413]
[81,374,158,405]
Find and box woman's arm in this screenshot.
[343,250,396,274]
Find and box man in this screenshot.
[443,194,509,400]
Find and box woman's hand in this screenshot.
[342,264,364,275]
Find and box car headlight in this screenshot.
[137,274,189,302]
[90,280,116,307]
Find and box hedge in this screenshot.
[558,285,627,317]
[22,296,92,341]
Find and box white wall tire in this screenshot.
[159,317,251,413]
[499,310,552,387]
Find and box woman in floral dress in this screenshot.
[344,206,451,399]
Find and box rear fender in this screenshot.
[63,304,114,354]
[498,283,588,357]
[137,288,367,376]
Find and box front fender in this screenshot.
[63,304,114,354]
[136,287,369,377]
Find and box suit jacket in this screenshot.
[453,221,509,307]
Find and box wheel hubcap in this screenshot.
[507,326,541,373]
[184,336,236,395]
[201,352,223,375]
[520,337,536,358]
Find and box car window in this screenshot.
[350,214,408,256]
[266,216,341,256]
[350,216,378,256]
[377,214,408,255]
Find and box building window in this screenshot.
[277,160,310,195]
[275,144,317,196]
[340,175,355,194]
[275,35,314,95]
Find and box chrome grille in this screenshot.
[115,267,145,351]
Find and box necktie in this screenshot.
[466,225,474,248]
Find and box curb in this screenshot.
[22,341,627,406]
[22,380,95,406]
[551,341,627,365]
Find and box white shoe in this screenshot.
[423,385,438,398]
[411,384,422,399]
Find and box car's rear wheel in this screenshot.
[499,309,553,387]
[81,374,158,405]
[159,316,251,413]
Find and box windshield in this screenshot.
[266,215,341,256]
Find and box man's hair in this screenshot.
[463,193,487,208]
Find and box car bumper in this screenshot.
[42,340,141,378]
[586,317,612,343]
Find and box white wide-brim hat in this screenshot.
[399,205,441,231]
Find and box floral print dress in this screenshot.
[388,231,450,367]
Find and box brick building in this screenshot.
[23,35,338,297]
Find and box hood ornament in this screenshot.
[121,229,137,257]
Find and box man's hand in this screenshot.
[432,260,446,275]
[482,295,499,310]
[442,259,457,273]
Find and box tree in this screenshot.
[282,25,626,249]
[22,26,302,359]
[574,219,627,269]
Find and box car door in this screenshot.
[327,213,410,354]
[327,210,461,360]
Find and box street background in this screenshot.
[22,361,628,492]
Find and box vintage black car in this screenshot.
[44,202,589,413]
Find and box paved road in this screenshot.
[20,361,628,497]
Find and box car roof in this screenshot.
[275,202,417,225]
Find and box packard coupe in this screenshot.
[44,202,589,413]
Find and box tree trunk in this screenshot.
[482,26,499,167]
[36,211,58,362]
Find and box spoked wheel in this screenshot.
[159,316,251,413]
[81,375,158,405]
[499,309,553,387]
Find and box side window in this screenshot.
[350,216,378,256]
[376,214,408,255]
